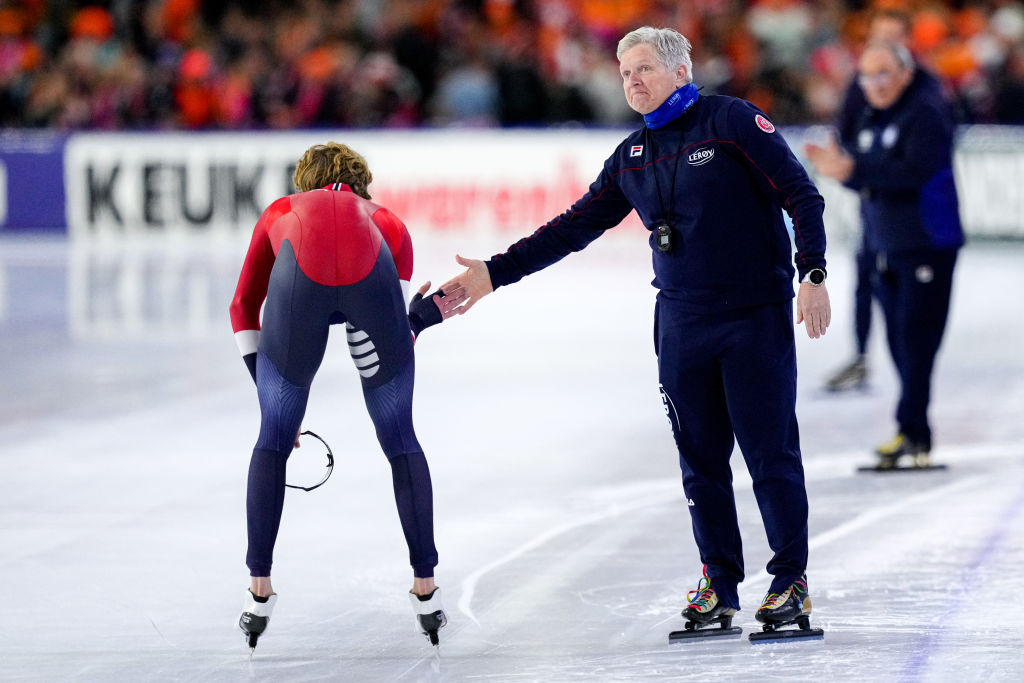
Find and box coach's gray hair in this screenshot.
[863,39,915,70]
[617,27,694,83]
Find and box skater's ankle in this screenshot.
[411,577,437,597]
[250,576,276,599]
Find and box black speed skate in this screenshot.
[669,566,741,642]
[858,433,947,472]
[239,590,278,653]
[824,355,867,392]
[409,588,447,647]
[750,575,823,642]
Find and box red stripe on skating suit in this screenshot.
[230,184,413,337]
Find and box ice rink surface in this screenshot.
[1,229,1023,682]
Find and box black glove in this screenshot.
[243,352,258,384]
[408,288,445,338]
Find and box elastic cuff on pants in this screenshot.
[413,559,438,579]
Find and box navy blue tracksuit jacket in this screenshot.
[843,73,964,449]
[837,66,946,354]
[486,94,827,608]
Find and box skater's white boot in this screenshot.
[239,589,278,652]
[409,587,447,646]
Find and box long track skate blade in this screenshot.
[669,626,742,642]
[427,630,439,646]
[749,627,824,642]
[857,464,948,473]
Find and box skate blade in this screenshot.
[823,380,867,393]
[246,631,261,656]
[670,626,742,642]
[749,626,824,642]
[857,464,948,473]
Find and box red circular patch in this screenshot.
[755,114,775,133]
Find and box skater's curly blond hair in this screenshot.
[293,142,373,199]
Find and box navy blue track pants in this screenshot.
[855,243,876,355]
[655,298,809,610]
[246,241,437,578]
[875,248,957,448]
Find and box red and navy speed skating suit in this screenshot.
[485,90,827,610]
[230,183,437,578]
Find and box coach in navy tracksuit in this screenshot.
[807,41,963,466]
[821,8,948,392]
[440,27,831,626]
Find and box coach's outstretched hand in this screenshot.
[440,255,492,315]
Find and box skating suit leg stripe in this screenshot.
[346,328,370,343]
[346,323,380,378]
[349,340,375,356]
[353,353,381,369]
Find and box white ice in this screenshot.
[1,229,1023,682]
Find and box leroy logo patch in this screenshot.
[687,147,715,165]
[755,114,776,133]
[630,145,643,157]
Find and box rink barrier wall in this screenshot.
[0,126,1022,239]
[0,131,68,232]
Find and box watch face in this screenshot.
[810,269,825,285]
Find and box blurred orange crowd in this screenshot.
[1,0,1021,130]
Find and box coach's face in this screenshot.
[858,46,913,110]
[620,43,688,115]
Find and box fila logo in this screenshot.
[630,145,643,157]
[687,148,715,165]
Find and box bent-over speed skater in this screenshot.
[229,142,453,651]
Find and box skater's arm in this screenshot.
[230,199,288,384]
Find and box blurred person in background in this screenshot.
[229,142,453,651]
[440,26,830,639]
[818,8,947,392]
[805,40,964,469]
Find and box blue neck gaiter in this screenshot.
[643,83,700,130]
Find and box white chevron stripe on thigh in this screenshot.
[346,323,379,378]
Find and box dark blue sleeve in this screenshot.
[722,99,827,277]
[486,153,635,290]
[837,79,866,149]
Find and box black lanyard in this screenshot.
[645,126,684,252]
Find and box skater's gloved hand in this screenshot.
[243,352,258,385]
[408,281,445,338]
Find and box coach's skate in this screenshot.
[858,433,946,472]
[669,566,741,642]
[750,575,823,642]
[825,355,867,392]
[239,590,278,653]
[409,588,447,647]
